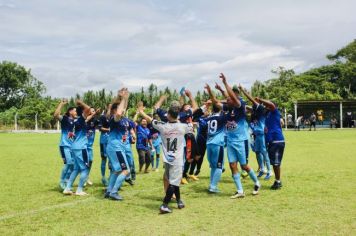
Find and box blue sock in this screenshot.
[156,157,160,169]
[107,172,118,193]
[256,152,264,171]
[60,164,69,182]
[77,169,89,192]
[111,173,127,193]
[248,169,259,185]
[212,168,222,189]
[150,154,154,168]
[233,173,243,193]
[65,169,79,190]
[101,158,107,177]
[210,168,215,187]
[64,164,74,182]
[263,151,271,172]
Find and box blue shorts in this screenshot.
[72,149,90,171]
[59,146,74,165]
[227,140,249,165]
[100,142,108,159]
[207,144,224,169]
[87,146,93,162]
[268,142,285,166]
[106,146,129,172]
[152,144,161,155]
[254,134,267,153]
[125,148,135,168]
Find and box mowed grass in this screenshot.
[0,130,355,236]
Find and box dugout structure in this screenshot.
[293,100,356,128]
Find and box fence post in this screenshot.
[340,102,343,129]
[284,108,288,130]
[35,113,38,131]
[14,113,18,131]
[57,120,60,131]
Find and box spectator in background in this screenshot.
[317,109,324,126]
[330,117,337,129]
[295,116,303,131]
[309,113,316,131]
[345,111,353,128]
[287,113,293,128]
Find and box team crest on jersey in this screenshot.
[226,120,237,131]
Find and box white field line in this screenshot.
[0,186,163,222]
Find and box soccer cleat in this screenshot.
[59,182,66,190]
[75,191,89,196]
[104,191,110,199]
[188,174,199,181]
[86,180,93,186]
[109,192,123,201]
[125,179,135,186]
[252,184,261,195]
[241,170,248,178]
[264,173,271,180]
[270,181,282,190]
[230,192,245,199]
[101,177,108,186]
[257,171,264,178]
[181,177,189,185]
[208,187,220,193]
[160,204,172,214]
[63,189,73,195]
[177,200,185,209]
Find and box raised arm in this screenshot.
[137,102,153,123]
[76,99,91,117]
[256,97,276,111]
[154,94,168,110]
[54,99,68,120]
[215,83,229,98]
[185,89,198,112]
[220,73,241,108]
[238,84,258,106]
[113,89,129,121]
[205,84,223,110]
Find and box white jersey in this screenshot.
[152,119,193,167]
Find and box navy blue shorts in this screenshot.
[268,142,285,166]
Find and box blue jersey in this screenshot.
[223,98,249,142]
[148,124,161,146]
[265,107,285,143]
[126,119,136,146]
[204,112,226,146]
[86,118,98,148]
[136,125,151,151]
[197,118,208,140]
[98,115,110,144]
[71,116,88,150]
[108,116,131,151]
[59,115,75,147]
[156,108,193,123]
[252,104,266,135]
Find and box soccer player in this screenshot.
[239,85,271,180]
[62,100,91,196]
[149,113,162,171]
[138,101,193,214]
[214,73,261,198]
[98,105,111,186]
[200,85,226,193]
[54,99,75,190]
[85,107,100,185]
[255,97,285,190]
[104,88,131,200]
[124,117,136,184]
[134,108,154,173]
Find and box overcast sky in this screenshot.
[1,0,355,97]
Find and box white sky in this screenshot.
[0,0,355,97]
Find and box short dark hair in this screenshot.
[168,101,180,119]
[65,107,76,116]
[111,103,119,111]
[212,104,221,113]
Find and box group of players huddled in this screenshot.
[54,73,285,214]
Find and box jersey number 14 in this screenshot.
[166,138,178,153]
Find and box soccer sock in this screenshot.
[60,164,69,182]
[256,153,264,171]
[111,172,127,193]
[107,172,118,193]
[101,158,106,177]
[150,153,154,168]
[78,169,89,192]
[232,173,243,193]
[210,168,215,187]
[156,155,160,169]
[183,162,190,177]
[65,169,79,190]
[163,185,175,205]
[212,168,223,189]
[263,151,271,173]
[189,160,197,175]
[65,164,74,181]
[248,169,260,186]
[174,186,181,201]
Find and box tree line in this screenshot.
[0,40,355,129]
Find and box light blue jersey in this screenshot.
[223,98,249,142]
[59,115,75,147]
[86,118,97,148]
[107,116,131,151]
[204,112,226,146]
[252,104,266,135]
[71,116,88,150]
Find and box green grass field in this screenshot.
[0,130,355,235]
